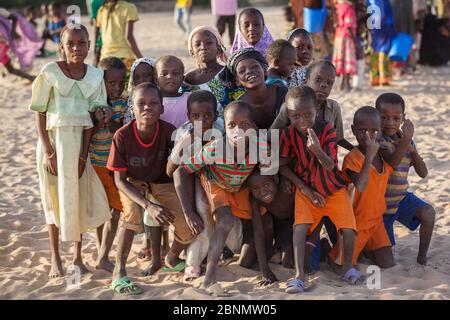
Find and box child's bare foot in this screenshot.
[141,259,162,276]
[72,259,90,274]
[95,258,115,273]
[49,258,64,278]
[417,255,427,266]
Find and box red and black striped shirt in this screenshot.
[279,121,347,196]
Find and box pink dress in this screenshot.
[332,2,357,75]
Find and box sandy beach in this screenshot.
[0,7,449,300]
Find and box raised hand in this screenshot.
[401,119,414,141]
[307,128,321,155]
[365,130,380,160]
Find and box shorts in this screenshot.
[383,192,426,245]
[200,175,266,220]
[93,165,123,212]
[329,220,391,266]
[294,188,356,234]
[118,178,195,245]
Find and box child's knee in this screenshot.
[214,207,234,231]
[416,205,435,224]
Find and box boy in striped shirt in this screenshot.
[90,57,127,272]
[278,86,359,293]
[376,93,435,265]
[174,101,273,296]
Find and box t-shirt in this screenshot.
[279,121,347,196]
[107,119,175,183]
[342,148,393,229]
[176,0,192,8]
[161,92,190,129]
[90,98,127,167]
[96,0,139,60]
[381,134,414,214]
[182,137,268,193]
[211,0,238,16]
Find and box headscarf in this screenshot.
[230,9,274,58]
[219,47,268,86]
[286,28,312,42]
[124,57,156,124]
[188,25,228,64]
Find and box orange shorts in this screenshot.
[93,165,123,212]
[294,187,356,234]
[329,220,391,266]
[200,175,266,220]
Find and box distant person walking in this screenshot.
[212,0,238,45]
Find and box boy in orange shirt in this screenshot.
[329,106,395,272]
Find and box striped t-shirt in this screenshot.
[182,137,268,193]
[383,135,413,214]
[90,98,127,167]
[279,121,347,197]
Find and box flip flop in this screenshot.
[342,267,366,285]
[285,278,305,294]
[163,260,186,273]
[111,276,143,296]
[203,283,231,297]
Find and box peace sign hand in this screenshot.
[307,128,321,155]
[365,130,380,161]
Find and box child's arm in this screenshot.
[79,126,95,178]
[36,112,57,175]
[173,166,204,235]
[307,128,335,171]
[251,195,278,286]
[381,119,414,168]
[114,171,176,225]
[338,138,354,151]
[347,132,379,192]
[126,21,143,59]
[93,25,100,66]
[279,161,326,207]
[167,133,192,177]
[410,144,428,178]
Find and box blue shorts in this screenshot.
[383,192,427,245]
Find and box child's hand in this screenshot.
[301,186,325,207]
[365,131,380,161]
[94,107,105,125]
[185,211,204,235]
[146,201,176,226]
[401,119,414,141]
[103,106,113,123]
[44,151,58,176]
[258,269,278,286]
[280,175,294,194]
[307,128,322,155]
[78,157,86,178]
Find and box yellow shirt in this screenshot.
[29,61,107,130]
[96,0,139,60]
[176,0,192,8]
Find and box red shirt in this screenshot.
[279,121,347,196]
[107,120,175,183]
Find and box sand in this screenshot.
[0,7,449,300]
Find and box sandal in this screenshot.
[285,278,305,294]
[111,276,143,296]
[342,267,366,285]
[163,260,186,273]
[183,266,201,282]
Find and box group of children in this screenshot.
[28,5,435,297]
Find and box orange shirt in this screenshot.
[342,148,393,230]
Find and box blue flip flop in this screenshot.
[285,278,305,294]
[342,267,366,285]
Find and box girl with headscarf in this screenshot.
[185,26,229,115]
[230,8,274,58]
[220,48,288,129]
[286,28,314,88]
[124,57,156,124]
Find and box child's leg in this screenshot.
[95,209,120,272]
[414,204,435,265]
[48,224,63,278]
[165,239,188,269]
[370,246,395,268]
[143,226,163,276]
[341,228,356,274]
[238,219,257,269]
[292,224,309,281]
[72,235,89,274]
[4,60,35,81]
[113,226,134,280]
[304,220,323,274]
[138,231,151,260]
[204,206,235,287]
[174,7,186,33]
[162,229,170,256]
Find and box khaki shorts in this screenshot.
[118,178,195,245]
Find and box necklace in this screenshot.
[65,61,86,80]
